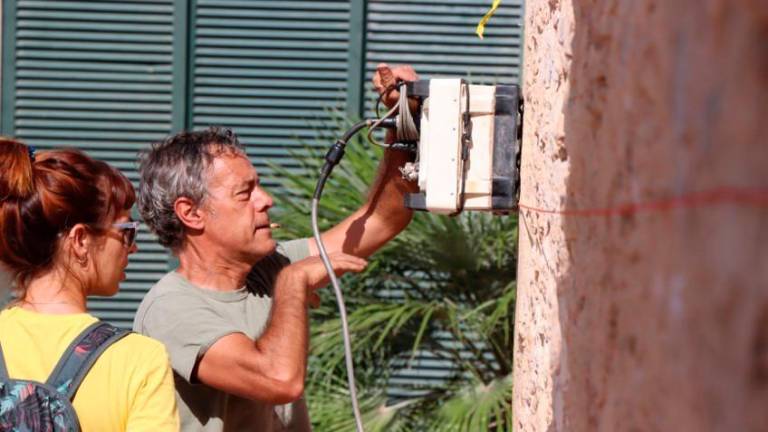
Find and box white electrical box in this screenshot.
[402,79,521,214]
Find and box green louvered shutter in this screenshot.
[190,0,352,189]
[363,0,525,401]
[1,0,185,328]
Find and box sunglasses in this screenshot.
[112,221,140,248]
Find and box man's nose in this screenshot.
[253,187,273,210]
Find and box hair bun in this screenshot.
[0,138,36,201]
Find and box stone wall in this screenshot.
[513,1,768,431]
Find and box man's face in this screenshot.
[201,152,276,263]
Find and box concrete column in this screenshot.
[513,1,768,431]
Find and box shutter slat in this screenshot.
[195,107,331,118]
[18,30,174,43]
[198,0,349,11]
[17,50,170,63]
[17,59,173,73]
[17,10,173,23]
[18,41,172,53]
[197,39,348,50]
[22,1,173,13]
[197,18,350,31]
[194,96,338,109]
[195,88,344,100]
[17,130,168,140]
[197,28,348,41]
[18,20,169,33]
[17,110,171,122]
[17,90,171,102]
[196,67,346,80]
[17,80,171,92]
[18,70,172,83]
[196,48,347,60]
[196,57,346,70]
[17,100,171,112]
[195,77,347,90]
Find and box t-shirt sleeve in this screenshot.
[125,341,180,432]
[277,238,311,263]
[137,294,242,383]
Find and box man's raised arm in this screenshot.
[310,63,420,259]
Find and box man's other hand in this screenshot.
[281,253,367,307]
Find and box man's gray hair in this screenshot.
[138,126,245,250]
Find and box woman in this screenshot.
[0,138,179,431]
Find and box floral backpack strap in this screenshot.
[45,321,130,400]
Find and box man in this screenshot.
[133,64,417,431]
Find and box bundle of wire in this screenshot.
[310,82,414,432]
[368,82,420,147]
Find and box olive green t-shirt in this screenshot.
[133,239,311,432]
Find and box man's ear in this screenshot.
[174,197,206,230]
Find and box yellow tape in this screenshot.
[476,0,502,39]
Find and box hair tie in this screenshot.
[28,145,36,162]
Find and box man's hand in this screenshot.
[280,253,367,307]
[372,63,419,109]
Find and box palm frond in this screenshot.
[429,374,513,432]
[307,375,414,432]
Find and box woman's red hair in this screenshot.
[0,137,135,287]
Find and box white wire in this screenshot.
[367,82,420,148]
[311,198,365,432]
[395,84,419,142]
[367,104,399,148]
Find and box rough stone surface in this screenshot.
[513,1,768,431]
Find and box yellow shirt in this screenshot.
[0,307,179,431]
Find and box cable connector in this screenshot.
[325,141,346,167]
[314,119,371,200]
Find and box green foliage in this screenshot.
[270,117,517,431]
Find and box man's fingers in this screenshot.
[392,65,417,82]
[373,63,395,92]
[290,253,368,291]
[373,63,420,109]
[324,253,367,278]
[390,66,419,111]
[331,264,365,277]
[327,253,367,275]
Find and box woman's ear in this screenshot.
[66,224,91,265]
[174,197,206,230]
